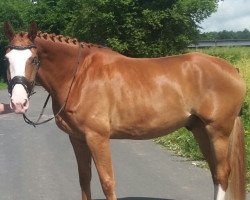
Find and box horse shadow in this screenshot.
[95,198,174,200]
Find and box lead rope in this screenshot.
[23,45,82,127]
[23,94,52,126]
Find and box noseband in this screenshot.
[5,44,40,97]
[6,44,37,50]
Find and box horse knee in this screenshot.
[101,177,115,196]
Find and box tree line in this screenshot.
[200,29,250,41]
[0,0,220,79]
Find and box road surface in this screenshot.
[0,88,249,200]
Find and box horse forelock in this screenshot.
[19,32,27,37]
[9,32,33,46]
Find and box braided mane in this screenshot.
[34,31,105,49]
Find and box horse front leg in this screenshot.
[69,136,92,200]
[85,129,117,200]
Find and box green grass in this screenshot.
[155,47,250,191]
[194,47,250,65]
[0,82,7,90]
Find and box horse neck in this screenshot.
[35,37,82,101]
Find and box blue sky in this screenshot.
[199,0,250,32]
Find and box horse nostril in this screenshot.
[23,99,28,107]
[10,100,14,109]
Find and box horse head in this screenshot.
[4,21,39,113]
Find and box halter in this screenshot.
[5,44,40,98]
[6,44,37,50]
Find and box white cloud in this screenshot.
[199,0,250,32]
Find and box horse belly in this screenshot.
[110,112,188,140]
[109,89,190,139]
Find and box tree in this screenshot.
[26,0,89,36]
[200,29,250,40]
[1,0,220,58]
[67,0,219,57]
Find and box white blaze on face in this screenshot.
[5,49,32,113]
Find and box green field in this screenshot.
[155,47,250,191]
[0,82,7,90]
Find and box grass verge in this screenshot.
[0,82,7,90]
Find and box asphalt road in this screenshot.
[0,88,249,200]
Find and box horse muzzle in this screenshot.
[8,76,33,97]
[8,76,32,113]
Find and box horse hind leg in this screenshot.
[187,114,245,200]
[187,115,215,176]
[208,129,230,200]
[187,115,217,197]
[206,117,246,200]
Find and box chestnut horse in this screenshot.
[4,22,246,200]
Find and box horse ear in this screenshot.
[28,21,38,41]
[4,21,15,41]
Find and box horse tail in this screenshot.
[226,116,246,200]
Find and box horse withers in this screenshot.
[4,22,246,200]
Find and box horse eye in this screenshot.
[32,57,40,67]
[3,56,10,67]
